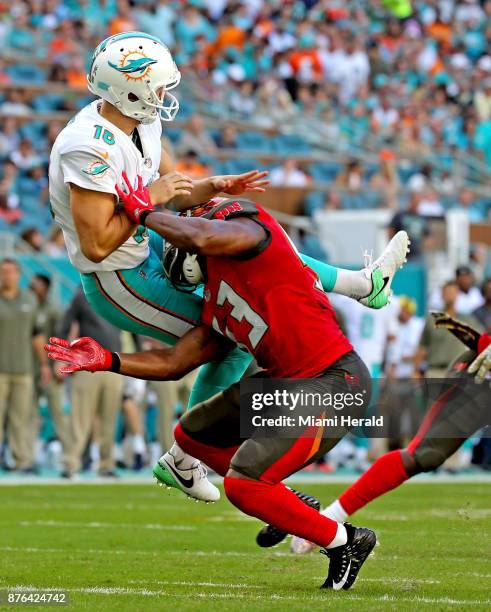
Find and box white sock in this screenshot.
[132,434,146,455]
[326,522,348,549]
[169,442,197,469]
[322,500,349,523]
[333,268,371,300]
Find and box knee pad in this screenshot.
[411,446,447,473]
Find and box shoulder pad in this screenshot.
[204,198,259,221]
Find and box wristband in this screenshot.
[139,210,153,227]
[109,352,121,373]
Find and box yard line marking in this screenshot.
[17,520,195,531]
[128,579,262,589]
[2,585,490,605]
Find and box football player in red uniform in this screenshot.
[45,176,409,590]
[291,315,491,554]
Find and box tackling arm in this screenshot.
[115,174,266,257]
[46,325,234,381]
[144,212,265,256]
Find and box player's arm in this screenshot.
[45,325,234,381]
[60,147,138,263]
[70,185,137,263]
[116,174,267,257]
[145,213,265,256]
[158,147,269,211]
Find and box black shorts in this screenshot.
[179,351,371,482]
[407,350,490,470]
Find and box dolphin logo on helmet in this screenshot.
[108,56,158,78]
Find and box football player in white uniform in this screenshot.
[49,31,409,501]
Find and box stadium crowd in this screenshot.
[0,1,490,476]
[1,0,491,238]
[1,258,490,477]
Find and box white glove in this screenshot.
[468,344,491,385]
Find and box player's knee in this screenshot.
[223,474,244,507]
[411,447,446,473]
[224,473,261,511]
[400,449,419,476]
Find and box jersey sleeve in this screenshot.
[59,146,121,196]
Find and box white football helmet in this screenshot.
[87,31,181,124]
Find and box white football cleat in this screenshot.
[153,451,220,502]
[359,230,410,309]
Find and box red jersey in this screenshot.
[200,202,352,378]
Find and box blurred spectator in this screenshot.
[407,163,435,194]
[389,194,432,259]
[44,226,67,257]
[474,78,491,121]
[473,278,491,333]
[0,193,22,225]
[176,114,217,157]
[416,188,444,217]
[0,259,48,472]
[431,266,485,314]
[323,189,342,211]
[215,124,238,149]
[0,118,21,158]
[335,159,365,192]
[370,149,400,208]
[270,159,309,187]
[59,289,123,478]
[28,274,68,465]
[453,188,486,222]
[109,0,137,36]
[10,139,41,170]
[0,90,31,117]
[175,150,210,180]
[20,227,43,252]
[417,280,483,377]
[385,297,424,380]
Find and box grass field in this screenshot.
[0,482,490,610]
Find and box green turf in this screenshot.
[0,483,490,610]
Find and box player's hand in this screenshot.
[44,337,113,375]
[468,344,491,385]
[211,170,269,196]
[430,310,481,351]
[115,172,156,224]
[147,171,194,205]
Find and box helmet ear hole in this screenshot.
[128,92,138,102]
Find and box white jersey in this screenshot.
[329,294,393,370]
[49,100,162,273]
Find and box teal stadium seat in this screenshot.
[274,134,311,155]
[236,131,273,152]
[309,161,342,182]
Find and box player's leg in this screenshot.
[300,229,410,309]
[292,351,489,552]
[224,353,376,589]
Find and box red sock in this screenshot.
[224,476,339,547]
[339,449,409,516]
[174,423,239,477]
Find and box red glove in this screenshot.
[478,333,491,354]
[44,337,116,375]
[115,172,155,224]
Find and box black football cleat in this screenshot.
[320,523,376,590]
[256,489,321,548]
